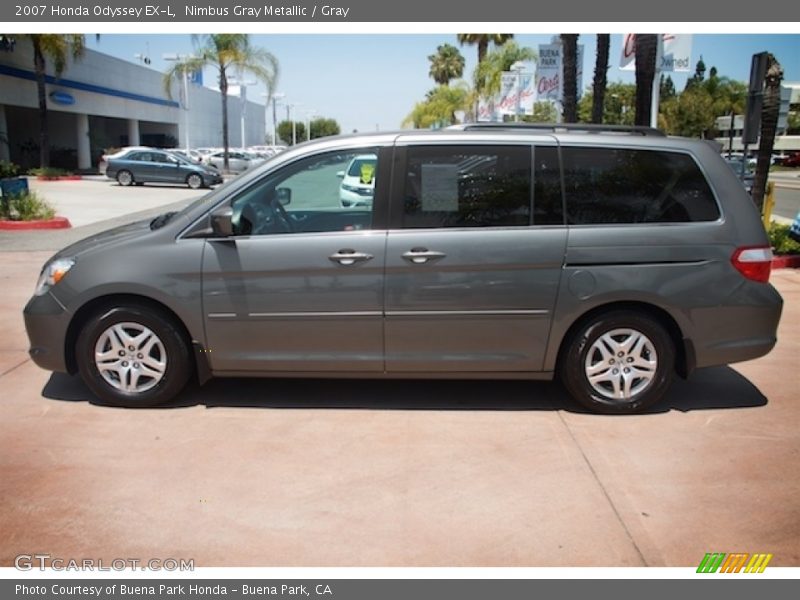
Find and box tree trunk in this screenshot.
[592,34,610,124]
[32,38,50,168]
[219,68,229,172]
[634,34,658,127]
[561,35,579,123]
[751,54,783,212]
[477,39,488,64]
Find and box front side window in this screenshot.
[562,147,720,224]
[230,148,379,236]
[402,145,531,229]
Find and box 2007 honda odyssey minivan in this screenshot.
[24,124,783,413]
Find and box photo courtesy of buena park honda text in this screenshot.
[0,1,799,598]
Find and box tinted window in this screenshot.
[403,145,531,228]
[562,147,720,224]
[230,148,378,236]
[533,146,563,225]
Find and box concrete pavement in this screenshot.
[0,247,798,566]
[0,177,798,567]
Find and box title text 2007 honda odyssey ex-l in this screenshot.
[24,124,783,413]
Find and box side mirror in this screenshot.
[276,187,291,206]
[336,171,345,179]
[210,206,234,237]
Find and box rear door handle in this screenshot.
[329,249,374,266]
[402,248,447,264]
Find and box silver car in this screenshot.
[24,125,783,413]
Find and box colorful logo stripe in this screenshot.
[697,553,772,573]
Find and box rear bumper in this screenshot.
[690,282,783,369]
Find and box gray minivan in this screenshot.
[24,124,783,413]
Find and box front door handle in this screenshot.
[329,249,374,266]
[402,248,447,265]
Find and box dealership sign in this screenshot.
[620,34,693,72]
[536,43,584,103]
[49,90,75,105]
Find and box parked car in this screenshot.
[337,153,377,208]
[24,124,782,414]
[781,152,800,168]
[105,148,222,189]
[203,150,265,173]
[166,148,205,163]
[724,157,755,194]
[98,146,152,176]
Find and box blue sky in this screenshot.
[86,34,800,134]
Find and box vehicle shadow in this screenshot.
[41,366,767,414]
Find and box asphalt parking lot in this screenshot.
[0,178,798,567]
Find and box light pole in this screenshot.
[305,110,316,142]
[229,75,256,148]
[163,53,192,150]
[285,104,296,145]
[263,92,284,145]
[510,61,527,123]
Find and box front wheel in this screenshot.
[76,304,192,407]
[559,311,675,414]
[186,173,204,189]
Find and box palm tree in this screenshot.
[561,34,579,123]
[591,34,610,124]
[473,41,536,99]
[752,54,783,212]
[428,44,465,86]
[457,33,513,67]
[164,34,278,171]
[403,83,471,129]
[633,34,658,127]
[20,35,87,168]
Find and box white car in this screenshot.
[203,150,265,173]
[337,154,377,208]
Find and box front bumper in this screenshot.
[23,292,72,373]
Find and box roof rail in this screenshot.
[449,122,666,137]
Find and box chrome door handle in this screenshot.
[329,249,374,266]
[402,248,446,264]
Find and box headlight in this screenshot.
[341,184,359,193]
[34,258,75,296]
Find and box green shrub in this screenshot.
[27,167,73,178]
[0,190,56,221]
[0,160,20,179]
[768,221,800,255]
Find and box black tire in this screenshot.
[116,170,134,186]
[186,173,204,189]
[76,303,192,407]
[558,311,675,414]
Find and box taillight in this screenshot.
[731,246,773,283]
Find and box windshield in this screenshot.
[347,157,377,180]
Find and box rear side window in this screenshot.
[562,147,720,224]
[402,145,531,228]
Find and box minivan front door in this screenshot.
[201,147,388,373]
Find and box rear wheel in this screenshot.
[76,303,191,407]
[116,170,134,186]
[186,173,204,189]
[559,311,675,414]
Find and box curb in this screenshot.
[0,216,72,230]
[773,255,800,269]
[35,175,82,181]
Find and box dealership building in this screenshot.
[0,39,266,170]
